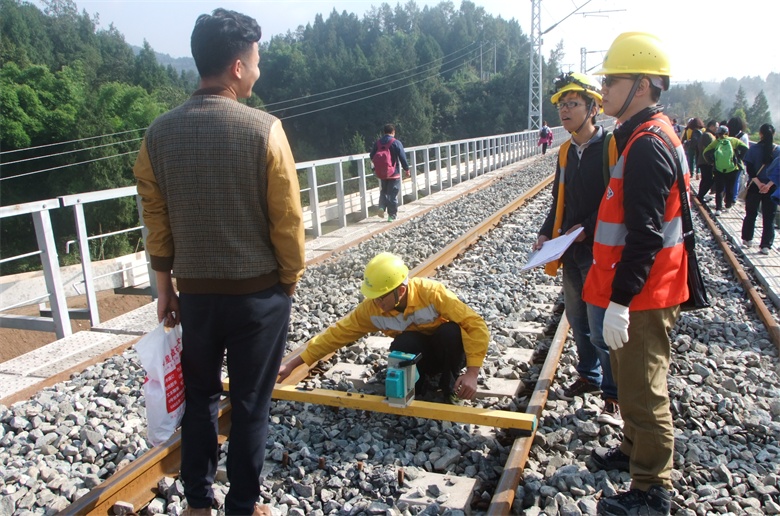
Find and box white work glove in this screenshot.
[603,301,630,350]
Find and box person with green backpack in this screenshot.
[703,125,749,215]
[534,72,621,428]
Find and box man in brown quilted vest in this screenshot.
[134,8,304,515]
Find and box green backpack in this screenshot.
[713,138,738,173]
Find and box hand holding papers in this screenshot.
[522,227,585,271]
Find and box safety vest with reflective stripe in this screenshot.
[583,115,689,310]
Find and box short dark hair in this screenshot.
[706,120,718,130]
[191,8,262,78]
[383,124,395,134]
[648,83,662,102]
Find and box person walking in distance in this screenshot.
[535,72,621,428]
[133,9,305,515]
[584,32,689,514]
[538,120,553,154]
[695,120,719,205]
[370,124,410,222]
[703,125,749,215]
[740,123,780,254]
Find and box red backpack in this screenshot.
[372,137,396,179]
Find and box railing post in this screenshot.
[424,148,432,196]
[445,145,453,186]
[307,165,322,238]
[410,152,419,201]
[358,159,369,218]
[32,209,71,339]
[73,203,100,325]
[479,139,484,175]
[435,146,443,191]
[471,140,482,176]
[336,161,347,228]
[456,143,463,182]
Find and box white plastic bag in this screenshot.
[134,322,185,446]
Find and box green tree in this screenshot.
[747,90,772,129]
[134,40,168,92]
[707,100,723,123]
[730,86,749,119]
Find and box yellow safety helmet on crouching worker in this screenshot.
[361,252,409,299]
[551,71,603,107]
[595,32,671,90]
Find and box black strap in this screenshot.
[602,132,613,188]
[635,126,695,253]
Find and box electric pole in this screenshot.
[527,0,542,130]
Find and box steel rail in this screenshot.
[691,197,780,350]
[487,312,570,514]
[59,171,556,515]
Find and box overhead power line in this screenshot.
[1,41,492,183]
[0,128,146,156]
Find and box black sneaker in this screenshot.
[558,377,601,401]
[597,485,671,515]
[590,446,630,472]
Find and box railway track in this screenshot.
[46,168,780,514]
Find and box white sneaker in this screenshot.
[714,210,722,216]
[742,240,753,248]
[761,247,771,255]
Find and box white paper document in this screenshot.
[521,227,585,271]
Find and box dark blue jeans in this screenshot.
[389,322,465,395]
[179,286,290,514]
[378,178,401,217]
[562,244,617,400]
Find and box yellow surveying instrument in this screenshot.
[385,351,421,407]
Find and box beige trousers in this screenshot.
[612,306,680,491]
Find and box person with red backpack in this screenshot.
[369,124,410,222]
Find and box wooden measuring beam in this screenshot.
[223,381,535,432]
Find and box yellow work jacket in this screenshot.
[300,277,489,368]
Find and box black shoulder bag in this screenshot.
[640,126,711,311]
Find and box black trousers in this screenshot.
[389,321,465,395]
[741,183,777,248]
[714,170,738,210]
[179,286,290,514]
[696,164,714,202]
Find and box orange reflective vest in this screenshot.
[583,115,689,310]
[544,132,617,276]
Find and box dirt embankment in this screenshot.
[0,291,152,362]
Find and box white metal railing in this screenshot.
[0,127,563,337]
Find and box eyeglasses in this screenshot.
[556,101,584,111]
[601,75,636,88]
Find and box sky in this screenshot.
[55,0,779,84]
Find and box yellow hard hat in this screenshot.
[550,71,603,106]
[595,32,671,88]
[360,252,409,299]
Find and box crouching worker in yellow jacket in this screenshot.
[277,253,490,404]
